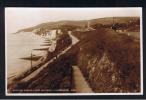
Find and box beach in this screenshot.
[7,32,48,81]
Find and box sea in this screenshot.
[6,31,52,79]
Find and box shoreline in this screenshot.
[8,31,75,93]
[7,32,47,79]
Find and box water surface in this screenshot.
[7,32,48,78]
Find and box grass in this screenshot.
[72,28,140,92]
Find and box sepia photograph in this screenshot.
[5,8,142,95]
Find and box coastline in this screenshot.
[7,32,50,85]
[7,31,75,93]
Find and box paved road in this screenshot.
[72,66,93,93]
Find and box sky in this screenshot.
[5,7,141,33]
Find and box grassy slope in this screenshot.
[72,28,140,92]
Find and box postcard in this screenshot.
[5,7,143,96]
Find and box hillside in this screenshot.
[71,28,140,92]
[16,17,140,33]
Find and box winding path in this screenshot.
[21,32,79,82]
[20,32,93,93]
